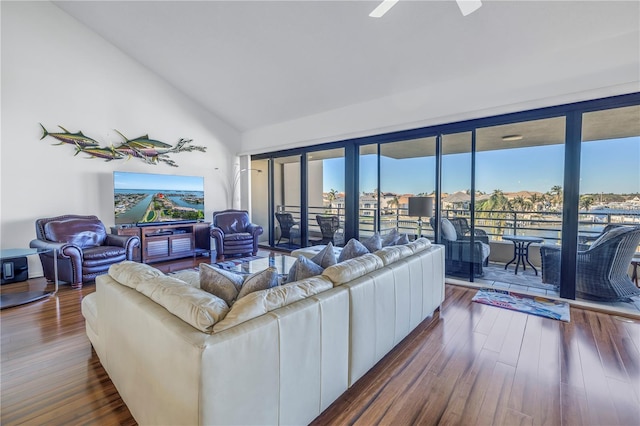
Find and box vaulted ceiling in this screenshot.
[55,1,639,136]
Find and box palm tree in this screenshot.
[549,185,563,208]
[580,195,594,211]
[479,189,510,212]
[512,196,527,211]
[530,193,543,211]
[386,195,400,210]
[478,189,510,235]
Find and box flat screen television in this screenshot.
[114,171,205,226]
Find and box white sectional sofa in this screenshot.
[82,239,445,425]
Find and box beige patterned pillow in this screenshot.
[237,267,279,299]
[199,263,243,306]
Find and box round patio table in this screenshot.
[502,235,544,275]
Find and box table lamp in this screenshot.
[408,197,434,238]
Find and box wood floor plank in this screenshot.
[3,267,640,426]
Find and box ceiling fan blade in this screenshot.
[369,0,399,18]
[456,0,482,16]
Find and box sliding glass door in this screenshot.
[307,148,345,247]
[576,105,640,301]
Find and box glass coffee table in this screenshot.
[216,254,297,278]
[1,248,58,309]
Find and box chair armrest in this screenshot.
[540,245,561,285]
[105,234,138,248]
[445,239,485,261]
[210,226,224,252]
[247,223,264,237]
[210,226,224,238]
[105,234,140,260]
[30,239,65,252]
[29,239,81,259]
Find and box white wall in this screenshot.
[1,1,241,249]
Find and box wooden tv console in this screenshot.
[111,222,211,264]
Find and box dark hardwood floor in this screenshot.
[2,256,639,426]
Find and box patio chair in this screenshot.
[540,225,640,302]
[431,217,490,277]
[449,217,490,246]
[315,215,343,246]
[275,212,299,247]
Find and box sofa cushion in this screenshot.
[310,242,337,268]
[406,237,432,254]
[199,263,243,305]
[213,276,333,332]
[360,233,382,253]
[170,270,200,287]
[374,245,414,266]
[286,256,324,284]
[237,267,279,300]
[136,275,229,332]
[338,238,370,262]
[108,261,164,289]
[322,253,384,286]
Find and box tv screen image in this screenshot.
[114,171,204,225]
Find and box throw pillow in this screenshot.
[285,255,324,283]
[338,238,370,262]
[395,233,410,245]
[237,267,279,299]
[441,219,457,241]
[310,242,337,268]
[360,233,382,252]
[199,263,243,306]
[381,228,399,247]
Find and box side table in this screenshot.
[0,248,58,309]
[503,235,544,275]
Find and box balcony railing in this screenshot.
[276,204,640,245]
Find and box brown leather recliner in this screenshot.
[29,215,140,289]
[210,210,263,260]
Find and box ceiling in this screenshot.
[54,1,639,134]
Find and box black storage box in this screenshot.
[1,257,29,284]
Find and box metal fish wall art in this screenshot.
[39,124,207,167]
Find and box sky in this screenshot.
[114,171,204,191]
[323,137,639,195]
